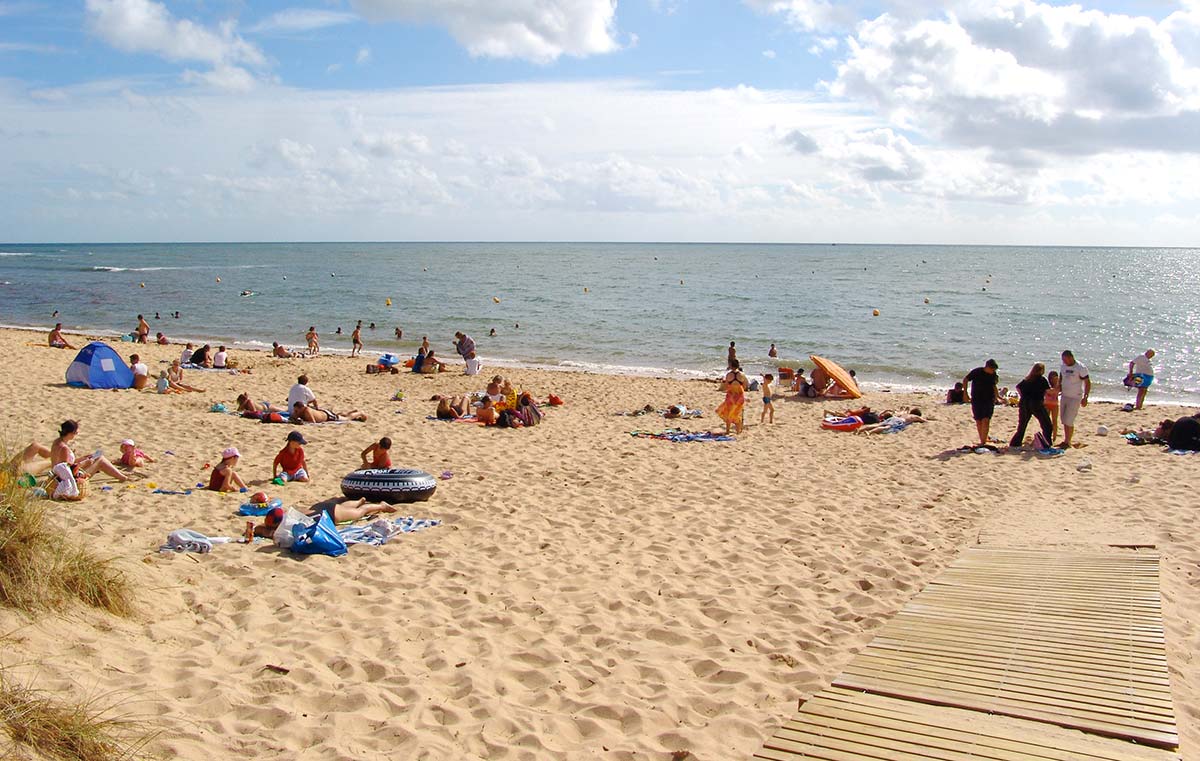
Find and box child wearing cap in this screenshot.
[208,447,247,492]
[360,437,392,469]
[273,432,309,482]
[118,439,154,468]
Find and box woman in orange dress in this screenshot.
[716,360,748,435]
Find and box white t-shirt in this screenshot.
[181,348,192,364]
[1131,354,1153,376]
[464,356,481,376]
[213,350,228,368]
[1060,361,1089,398]
[287,383,315,411]
[132,362,148,377]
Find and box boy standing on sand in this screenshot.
[761,374,775,424]
[1059,350,1090,448]
[351,325,363,357]
[963,359,1000,447]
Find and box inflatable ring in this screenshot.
[340,468,436,504]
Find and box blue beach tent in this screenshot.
[65,342,134,389]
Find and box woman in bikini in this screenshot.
[237,393,286,415]
[49,420,128,499]
[291,402,368,424]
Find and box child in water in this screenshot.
[761,374,775,424]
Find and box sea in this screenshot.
[1,242,1197,405]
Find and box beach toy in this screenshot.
[1097,425,1109,436]
[872,309,880,316]
[250,491,268,504]
[393,390,405,401]
[440,470,454,480]
[146,482,157,489]
[341,468,436,504]
[101,486,112,491]
[17,473,36,488]
[821,416,863,432]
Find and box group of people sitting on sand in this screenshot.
[1122,414,1200,451]
[790,365,857,399]
[431,375,543,427]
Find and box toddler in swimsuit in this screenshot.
[761,374,775,424]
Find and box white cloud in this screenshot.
[85,0,267,90]
[781,129,818,153]
[349,0,619,62]
[356,46,371,64]
[762,48,776,59]
[830,1,1200,158]
[249,8,358,34]
[807,35,837,55]
[743,0,854,33]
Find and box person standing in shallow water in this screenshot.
[963,359,1000,448]
[727,341,737,370]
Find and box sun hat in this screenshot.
[120,439,135,447]
[286,431,307,444]
[221,446,240,459]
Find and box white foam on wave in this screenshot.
[90,264,274,273]
[0,251,35,256]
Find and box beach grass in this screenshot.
[0,446,133,617]
[0,669,155,761]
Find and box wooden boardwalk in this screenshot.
[757,548,1180,760]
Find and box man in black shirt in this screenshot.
[963,359,1000,447]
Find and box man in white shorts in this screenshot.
[1059,350,1090,448]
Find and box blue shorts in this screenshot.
[1132,373,1153,388]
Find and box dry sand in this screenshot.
[1,326,1197,760]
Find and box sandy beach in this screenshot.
[2,325,1198,760]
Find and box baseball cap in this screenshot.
[221,446,240,459]
[286,431,307,444]
[120,439,135,447]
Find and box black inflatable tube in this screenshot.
[340,468,437,504]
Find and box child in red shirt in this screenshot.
[273,431,309,482]
[359,437,392,469]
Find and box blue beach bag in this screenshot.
[290,511,348,557]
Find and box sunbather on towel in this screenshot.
[435,395,467,420]
[855,409,927,434]
[291,402,367,423]
[237,393,286,415]
[243,498,398,540]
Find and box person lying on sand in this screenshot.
[854,409,927,434]
[272,342,296,358]
[291,402,367,424]
[435,395,467,420]
[118,439,154,468]
[237,393,285,415]
[244,498,398,541]
[827,406,880,425]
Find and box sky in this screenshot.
[1,0,1199,245]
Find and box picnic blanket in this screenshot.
[630,429,734,443]
[338,516,441,546]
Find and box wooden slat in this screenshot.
[754,688,1178,761]
[755,548,1181,759]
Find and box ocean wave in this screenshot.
[0,251,35,256]
[88,264,275,273]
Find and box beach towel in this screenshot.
[630,429,735,443]
[426,415,479,423]
[158,529,232,554]
[51,462,79,500]
[339,516,441,546]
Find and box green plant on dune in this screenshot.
[0,671,155,761]
[0,445,133,617]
